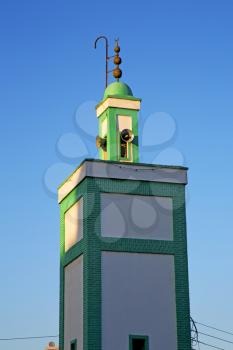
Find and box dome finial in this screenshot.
[113,38,122,82]
[94,36,123,89]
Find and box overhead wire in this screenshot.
[1,319,233,346]
[195,321,233,337]
[198,331,233,344]
[0,335,58,341]
[198,340,225,350]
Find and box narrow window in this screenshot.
[70,339,77,350]
[118,115,132,160]
[129,335,149,350]
[120,139,128,158]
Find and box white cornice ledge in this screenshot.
[96,97,141,117]
[58,160,188,203]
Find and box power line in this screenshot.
[195,321,233,337]
[199,331,233,344]
[0,319,232,345]
[198,340,224,350]
[0,335,58,341]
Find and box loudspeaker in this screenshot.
[96,136,107,151]
[120,129,134,143]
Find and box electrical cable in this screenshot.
[199,331,233,344]
[198,340,224,350]
[195,321,233,337]
[1,319,233,345]
[0,335,58,341]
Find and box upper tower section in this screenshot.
[95,39,141,163]
[96,81,141,162]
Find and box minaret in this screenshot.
[58,40,192,350]
[96,41,141,163]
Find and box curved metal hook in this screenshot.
[94,36,108,49]
[94,36,109,88]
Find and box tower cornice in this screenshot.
[58,159,188,203]
[96,96,141,117]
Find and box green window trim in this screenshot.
[129,335,149,350]
[64,195,83,215]
[70,338,77,350]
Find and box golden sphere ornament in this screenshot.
[113,67,122,79]
[114,45,120,53]
[114,56,122,65]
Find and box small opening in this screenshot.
[70,340,77,350]
[132,338,146,350]
[120,140,128,158]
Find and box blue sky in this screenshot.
[0,1,233,349]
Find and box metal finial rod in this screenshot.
[94,36,109,88]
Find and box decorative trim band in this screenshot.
[96,97,141,117]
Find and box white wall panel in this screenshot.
[101,252,177,350]
[65,197,83,251]
[64,255,83,350]
[101,118,108,137]
[117,115,132,131]
[101,193,173,240]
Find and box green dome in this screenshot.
[104,82,133,99]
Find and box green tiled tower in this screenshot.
[58,79,192,350]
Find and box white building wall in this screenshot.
[101,252,177,350]
[64,255,83,350]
